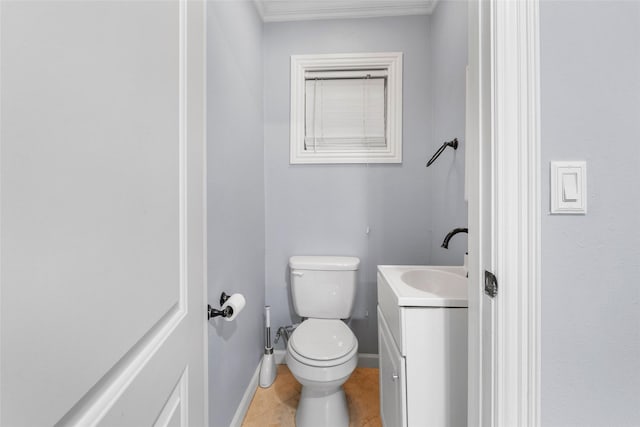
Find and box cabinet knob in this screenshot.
[391,373,399,381]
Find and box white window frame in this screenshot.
[290,52,403,164]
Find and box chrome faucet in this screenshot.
[441,227,468,249]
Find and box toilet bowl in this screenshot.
[286,256,361,427]
[286,318,358,427]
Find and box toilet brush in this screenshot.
[259,305,277,388]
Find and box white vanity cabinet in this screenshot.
[377,269,468,427]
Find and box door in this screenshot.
[0,1,207,426]
[467,0,494,425]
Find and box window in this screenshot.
[290,52,403,164]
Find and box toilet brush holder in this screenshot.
[259,349,276,388]
[259,306,277,388]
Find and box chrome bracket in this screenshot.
[207,292,233,320]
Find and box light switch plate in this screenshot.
[550,161,587,214]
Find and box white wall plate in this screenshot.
[550,161,587,214]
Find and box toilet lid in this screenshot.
[290,319,356,361]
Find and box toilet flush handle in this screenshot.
[291,271,304,277]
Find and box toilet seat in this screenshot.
[288,319,358,368]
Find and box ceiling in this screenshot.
[254,0,439,22]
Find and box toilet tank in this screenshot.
[289,256,360,319]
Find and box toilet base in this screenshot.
[295,384,349,427]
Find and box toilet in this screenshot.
[286,255,360,427]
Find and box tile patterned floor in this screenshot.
[241,365,382,427]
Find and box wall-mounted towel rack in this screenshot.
[426,138,459,167]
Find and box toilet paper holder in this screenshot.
[207,292,233,320]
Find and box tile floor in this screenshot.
[241,365,382,427]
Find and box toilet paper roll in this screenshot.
[222,293,246,322]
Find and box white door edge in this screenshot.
[200,1,210,425]
[467,0,542,426]
[491,0,541,425]
[466,0,484,423]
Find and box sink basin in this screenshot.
[377,265,467,307]
[400,269,466,297]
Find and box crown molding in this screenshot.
[255,0,438,23]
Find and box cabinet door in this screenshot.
[378,307,406,427]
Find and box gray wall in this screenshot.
[264,16,432,353]
[427,0,468,265]
[205,6,468,422]
[540,1,640,425]
[207,2,264,426]
[264,14,467,354]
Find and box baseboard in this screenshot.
[357,353,379,368]
[229,362,260,427]
[274,349,287,364]
[273,349,378,368]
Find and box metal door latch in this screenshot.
[484,270,498,298]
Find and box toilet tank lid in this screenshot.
[289,256,360,271]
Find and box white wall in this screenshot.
[540,1,640,425]
[207,2,264,426]
[264,16,433,353]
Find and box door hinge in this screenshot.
[484,270,498,298]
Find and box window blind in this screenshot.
[304,70,387,151]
